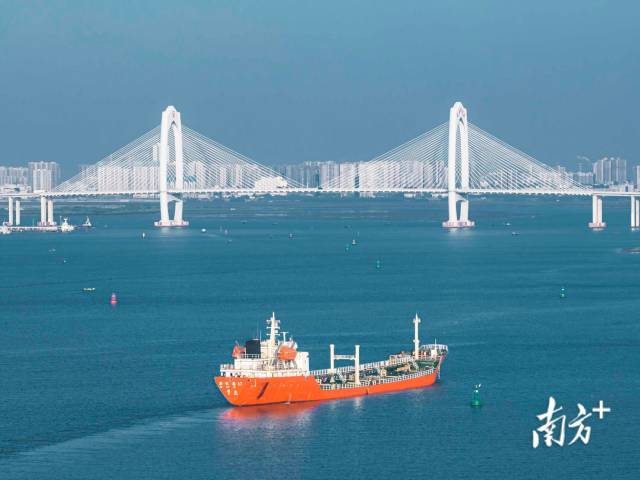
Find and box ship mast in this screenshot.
[413,313,421,359]
[268,312,280,346]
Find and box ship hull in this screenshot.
[215,369,439,406]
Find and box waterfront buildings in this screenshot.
[273,160,446,189]
[28,161,61,192]
[573,171,595,186]
[0,162,60,193]
[592,157,626,185]
[0,166,29,193]
[1,157,638,194]
[554,157,634,189]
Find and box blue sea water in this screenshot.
[0,196,638,479]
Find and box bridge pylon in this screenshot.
[443,102,475,229]
[155,106,189,228]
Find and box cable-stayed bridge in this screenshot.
[2,102,638,230]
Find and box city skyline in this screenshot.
[2,154,639,195]
[0,161,61,194]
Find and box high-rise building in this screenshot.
[573,171,595,185]
[301,162,320,188]
[97,165,130,191]
[593,158,611,185]
[319,161,340,186]
[185,161,206,189]
[0,166,29,186]
[593,157,626,185]
[132,164,159,191]
[612,157,627,184]
[635,165,640,189]
[28,161,60,191]
[338,162,358,189]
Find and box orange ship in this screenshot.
[215,312,447,406]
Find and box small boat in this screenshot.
[110,293,117,305]
[82,287,96,292]
[142,232,146,239]
[59,218,75,233]
[351,239,357,246]
[201,228,207,233]
[77,217,93,229]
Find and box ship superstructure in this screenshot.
[221,313,310,379]
[215,312,447,406]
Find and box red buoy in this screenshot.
[110,293,117,305]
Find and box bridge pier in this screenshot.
[15,199,20,226]
[158,192,170,225]
[443,193,475,228]
[39,196,46,226]
[173,197,184,224]
[47,199,55,226]
[38,197,56,226]
[156,194,188,227]
[631,196,640,229]
[7,197,13,225]
[588,195,606,229]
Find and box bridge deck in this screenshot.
[1,188,636,199]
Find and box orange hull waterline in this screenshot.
[215,313,447,407]
[215,369,440,406]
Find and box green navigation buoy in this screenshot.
[470,384,482,407]
[560,287,566,299]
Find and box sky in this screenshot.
[0,0,638,176]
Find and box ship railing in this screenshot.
[422,343,448,352]
[310,355,414,377]
[318,368,435,390]
[220,365,302,374]
[238,353,262,359]
[218,367,311,378]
